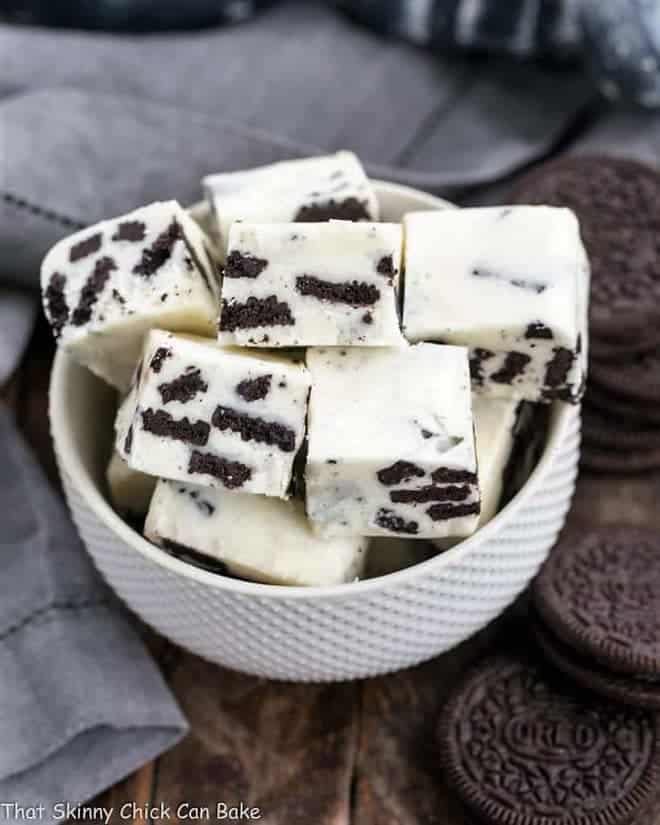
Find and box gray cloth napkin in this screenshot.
[2,0,660,808]
[0,406,187,817]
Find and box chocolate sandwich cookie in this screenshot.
[439,651,660,825]
[533,526,660,678]
[587,382,660,427]
[582,404,660,452]
[511,155,660,352]
[533,617,660,711]
[590,349,660,407]
[581,444,660,475]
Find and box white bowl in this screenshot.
[49,180,581,682]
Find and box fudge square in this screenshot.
[115,330,310,498]
[145,480,367,587]
[305,344,481,539]
[203,151,379,253]
[403,206,587,404]
[41,201,219,391]
[219,220,403,347]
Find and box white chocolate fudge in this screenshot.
[106,451,157,519]
[471,397,520,527]
[402,206,587,404]
[115,330,310,498]
[41,201,219,391]
[305,344,480,539]
[218,221,403,348]
[145,479,367,587]
[203,151,379,253]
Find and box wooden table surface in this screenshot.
[9,318,660,825]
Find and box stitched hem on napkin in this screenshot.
[0,600,188,782]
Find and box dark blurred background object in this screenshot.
[0,0,273,30]
[2,0,659,107]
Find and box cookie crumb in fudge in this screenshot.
[133,219,181,277]
[158,368,208,405]
[490,352,531,385]
[295,275,380,306]
[427,501,481,521]
[376,255,396,282]
[220,296,295,332]
[390,484,471,504]
[294,197,370,222]
[71,256,117,326]
[431,467,478,484]
[150,346,172,373]
[469,348,494,386]
[224,251,268,279]
[70,232,102,262]
[45,273,69,338]
[374,508,419,535]
[141,408,210,446]
[212,405,296,452]
[525,321,553,339]
[188,450,252,489]
[236,374,272,402]
[124,424,133,455]
[377,461,426,486]
[544,347,574,389]
[112,221,146,242]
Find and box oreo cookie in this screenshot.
[581,444,660,475]
[511,155,660,353]
[591,349,660,407]
[439,651,660,825]
[582,404,660,452]
[533,617,660,711]
[587,382,660,427]
[533,526,660,679]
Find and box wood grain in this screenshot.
[152,655,359,825]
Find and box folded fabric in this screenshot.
[6,0,660,107]
[0,4,593,290]
[0,405,187,818]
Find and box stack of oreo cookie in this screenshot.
[511,155,660,474]
[439,525,660,825]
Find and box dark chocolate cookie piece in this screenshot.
[294,197,370,222]
[533,617,660,712]
[533,526,660,678]
[439,651,660,825]
[590,349,660,406]
[511,155,660,348]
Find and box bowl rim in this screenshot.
[50,179,576,601]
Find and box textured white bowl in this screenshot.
[49,181,581,682]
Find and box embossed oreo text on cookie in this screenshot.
[440,653,660,825]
